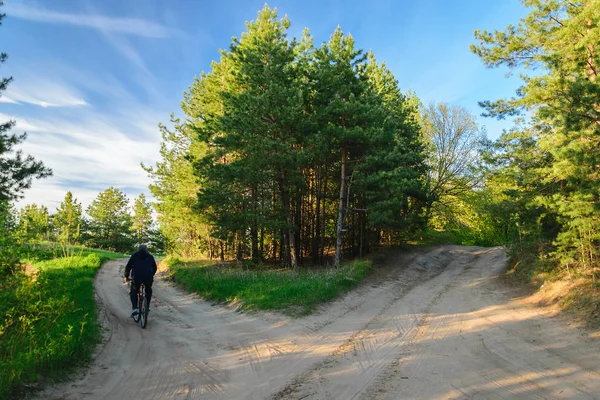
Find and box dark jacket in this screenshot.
[124,249,157,282]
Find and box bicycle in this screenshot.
[130,280,149,329]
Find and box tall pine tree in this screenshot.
[131,193,154,246]
[148,6,428,264]
[54,191,83,245]
[87,187,133,252]
[472,0,600,267]
[18,203,50,242]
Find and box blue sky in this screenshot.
[2,0,527,211]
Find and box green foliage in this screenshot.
[481,127,556,245]
[196,6,305,264]
[425,190,506,247]
[358,54,427,234]
[142,114,212,257]
[18,203,51,241]
[419,102,489,243]
[149,6,427,265]
[168,258,372,315]
[54,191,83,246]
[0,253,106,399]
[19,242,126,263]
[422,102,486,202]
[0,200,22,276]
[86,187,134,253]
[472,0,600,271]
[505,242,557,284]
[131,193,153,245]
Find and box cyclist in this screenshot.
[124,244,157,317]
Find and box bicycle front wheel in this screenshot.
[140,296,148,329]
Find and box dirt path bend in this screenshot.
[38,246,600,400]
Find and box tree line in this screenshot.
[16,189,162,254]
[470,0,600,273]
[146,0,600,277]
[145,6,429,267]
[4,0,598,279]
[424,0,600,277]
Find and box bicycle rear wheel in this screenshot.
[140,296,148,329]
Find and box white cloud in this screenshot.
[4,108,164,211]
[2,78,88,108]
[0,96,19,105]
[14,181,98,213]
[7,2,182,39]
[0,113,43,132]
[100,32,154,79]
[7,3,180,96]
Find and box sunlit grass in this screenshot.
[0,251,121,398]
[166,258,372,316]
[21,241,127,263]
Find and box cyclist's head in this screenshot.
[138,244,148,252]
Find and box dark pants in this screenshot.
[130,280,153,310]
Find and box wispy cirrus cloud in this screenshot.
[2,107,163,211]
[6,2,182,39]
[99,32,155,79]
[0,76,88,108]
[6,2,185,96]
[0,96,19,105]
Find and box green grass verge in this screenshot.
[166,258,372,316]
[0,250,124,399]
[21,242,127,263]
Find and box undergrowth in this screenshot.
[0,248,124,399]
[506,242,600,329]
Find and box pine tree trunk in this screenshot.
[280,228,287,264]
[251,186,259,260]
[359,209,364,259]
[295,189,302,264]
[335,145,347,268]
[320,163,327,264]
[236,231,243,261]
[278,169,298,269]
[259,227,264,257]
[313,167,321,263]
[271,189,278,262]
[272,230,278,262]
[349,196,355,257]
[289,227,299,270]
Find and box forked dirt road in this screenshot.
[39,246,600,399]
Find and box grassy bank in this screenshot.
[21,242,128,262]
[166,258,372,316]
[506,243,600,329]
[0,249,124,399]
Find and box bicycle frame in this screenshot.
[137,283,145,310]
[131,281,148,328]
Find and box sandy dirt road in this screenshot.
[39,246,600,400]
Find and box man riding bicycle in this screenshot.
[124,244,157,317]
